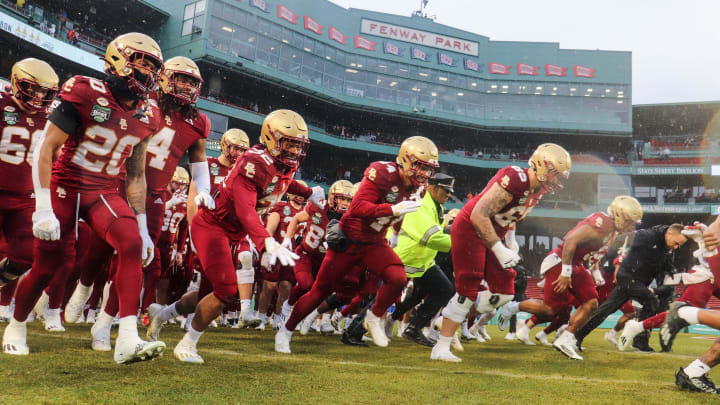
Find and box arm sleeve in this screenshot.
[287,179,312,199]
[190,161,211,195]
[176,218,188,253]
[349,179,394,219]
[47,100,81,135]
[232,175,271,249]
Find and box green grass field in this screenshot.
[1,322,717,404]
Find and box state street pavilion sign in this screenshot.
[360,19,479,56]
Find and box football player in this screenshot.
[166,109,322,363]
[255,180,309,330]
[431,143,571,362]
[276,136,438,353]
[0,59,58,290]
[3,33,165,364]
[499,196,642,360]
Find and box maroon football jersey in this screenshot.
[159,192,188,246]
[51,76,161,192]
[200,145,309,248]
[268,201,302,242]
[0,92,52,194]
[299,202,331,256]
[207,156,230,196]
[145,110,210,193]
[554,211,617,266]
[457,165,545,239]
[340,161,418,244]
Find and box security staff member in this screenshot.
[574,223,688,347]
[389,173,456,346]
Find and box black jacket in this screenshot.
[617,225,675,285]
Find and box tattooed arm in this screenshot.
[125,137,150,215]
[469,183,512,247]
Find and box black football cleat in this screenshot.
[341,331,368,347]
[660,301,690,352]
[675,368,719,394]
[402,328,434,347]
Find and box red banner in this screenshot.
[489,62,511,75]
[574,65,596,78]
[545,64,567,76]
[277,4,298,24]
[329,26,347,44]
[304,16,322,35]
[354,35,377,51]
[517,63,538,76]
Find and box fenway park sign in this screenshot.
[360,19,478,56]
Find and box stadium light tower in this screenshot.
[414,0,429,17]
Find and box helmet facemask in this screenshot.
[15,79,57,111]
[404,156,437,188]
[537,162,568,194]
[115,50,163,97]
[277,134,309,168]
[163,70,202,105]
[332,195,352,213]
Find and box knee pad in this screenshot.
[235,268,254,285]
[473,290,495,313]
[442,293,474,323]
[237,251,252,271]
[494,294,514,309]
[0,258,28,286]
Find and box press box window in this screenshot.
[183,0,206,36]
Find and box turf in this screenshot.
[1,322,717,404]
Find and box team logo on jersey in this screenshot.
[272,176,279,183]
[56,187,67,199]
[518,197,527,205]
[165,115,173,126]
[96,97,109,107]
[265,183,277,195]
[3,111,18,125]
[210,164,220,176]
[26,117,34,127]
[501,175,510,188]
[3,105,15,112]
[385,191,399,203]
[90,105,111,123]
[391,186,399,193]
[120,118,127,130]
[283,206,291,216]
[312,213,322,225]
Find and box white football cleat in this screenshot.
[300,311,320,335]
[497,304,516,331]
[255,321,267,331]
[146,303,166,341]
[320,320,335,335]
[64,284,92,323]
[90,322,112,352]
[553,331,583,360]
[33,291,49,321]
[281,300,293,323]
[504,332,517,340]
[383,318,395,340]
[114,335,165,364]
[274,330,292,354]
[477,325,491,341]
[535,331,552,346]
[430,346,462,362]
[363,311,389,347]
[451,333,464,352]
[330,311,343,332]
[516,321,535,346]
[397,321,408,338]
[2,320,29,355]
[239,312,262,329]
[44,308,66,332]
[173,340,203,364]
[86,309,97,324]
[604,330,618,347]
[618,320,644,352]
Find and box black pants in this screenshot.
[575,277,659,343]
[391,265,454,329]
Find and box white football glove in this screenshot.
[490,241,520,269]
[260,252,273,272]
[591,269,605,286]
[281,237,293,250]
[388,232,399,248]
[194,191,215,210]
[32,209,61,241]
[137,214,154,267]
[165,194,186,209]
[265,237,299,267]
[391,200,422,217]
[309,186,325,208]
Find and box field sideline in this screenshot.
[1,322,716,404]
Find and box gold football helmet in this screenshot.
[260,109,309,168]
[104,32,163,97]
[172,166,190,184]
[329,180,354,213]
[353,182,362,195]
[608,195,643,232]
[288,179,308,205]
[397,136,439,187]
[220,128,249,163]
[10,58,59,111]
[159,56,203,105]
[528,143,572,194]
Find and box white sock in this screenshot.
[678,306,700,325]
[477,310,496,326]
[118,316,139,340]
[95,311,114,329]
[280,324,293,337]
[240,300,251,316]
[436,334,452,350]
[684,359,711,378]
[461,320,469,335]
[46,307,60,318]
[365,310,380,321]
[161,302,180,322]
[518,323,530,335]
[259,313,269,323]
[607,329,617,338]
[273,314,282,325]
[184,326,204,345]
[321,313,331,322]
[536,330,547,340]
[505,301,519,314]
[8,318,26,329]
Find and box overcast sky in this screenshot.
[329,0,719,105]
